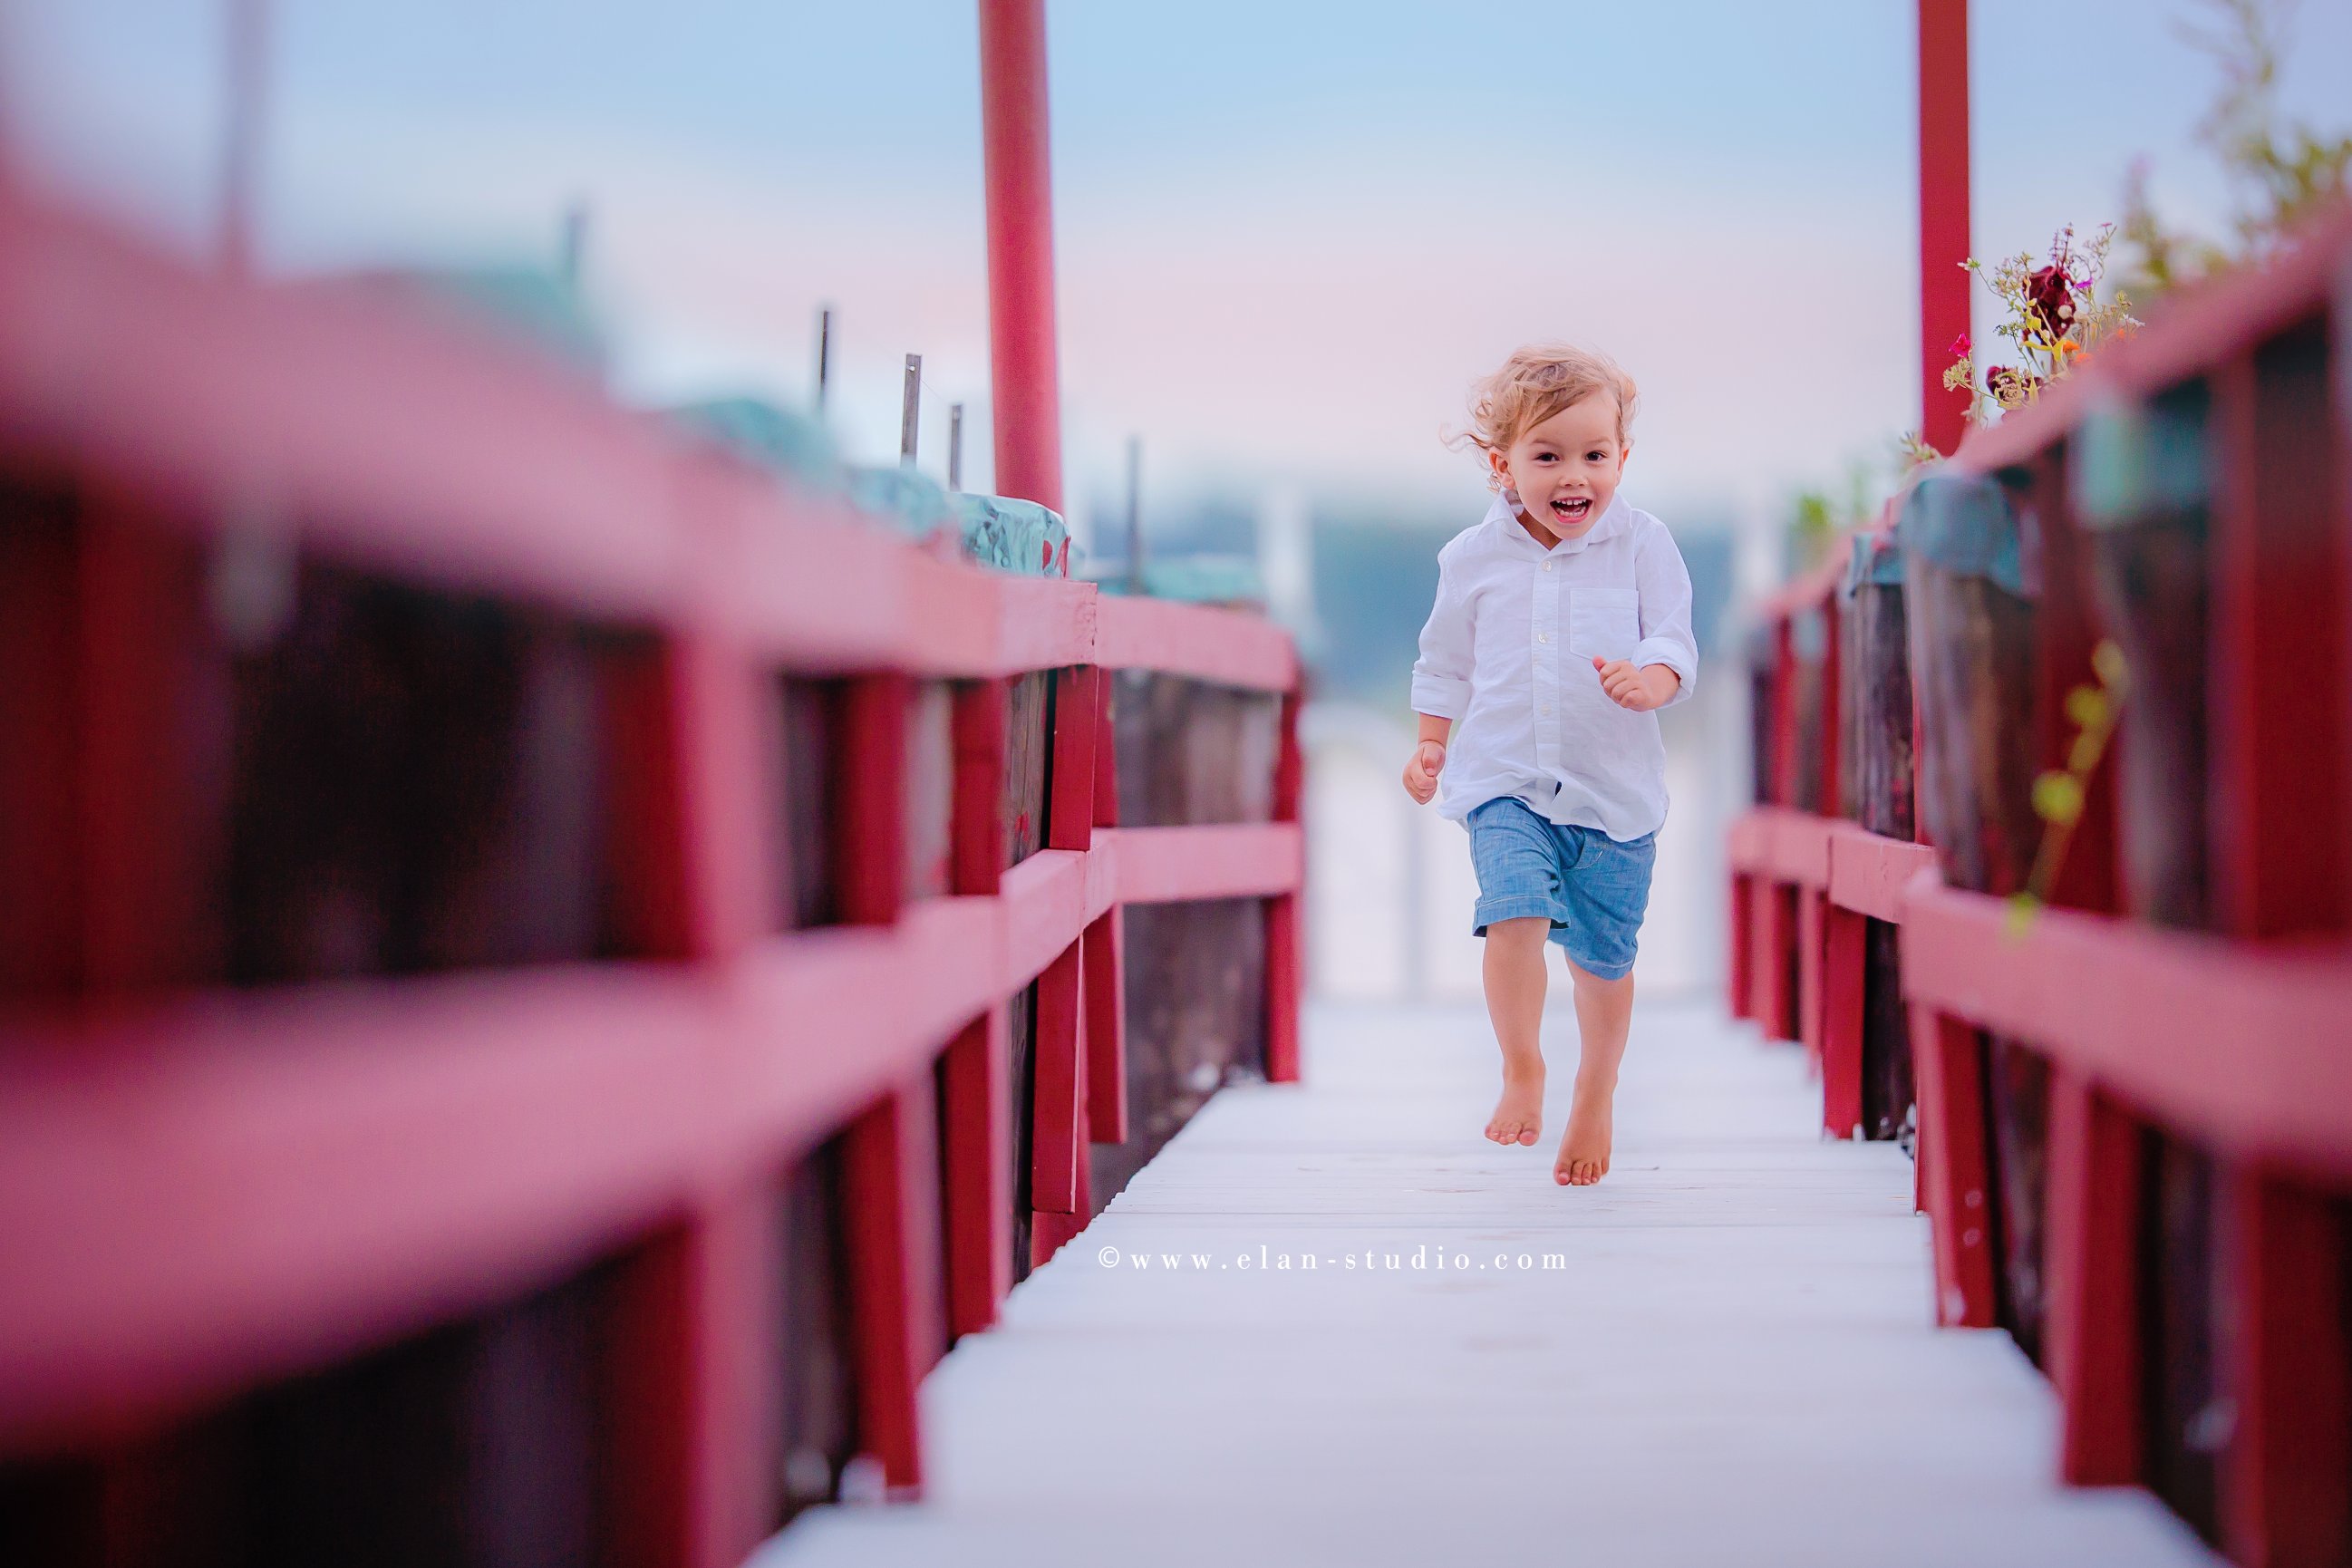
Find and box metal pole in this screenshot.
[977,0,1065,516]
[901,353,923,468]
[815,306,835,416]
[1918,0,1971,455]
[948,403,966,490]
[1124,436,1143,595]
[220,0,268,276]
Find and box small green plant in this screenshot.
[2006,639,2130,938]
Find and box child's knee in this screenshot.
[1569,961,1634,996]
[1484,915,1553,950]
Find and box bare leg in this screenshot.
[1480,917,1550,1147]
[1555,962,1634,1185]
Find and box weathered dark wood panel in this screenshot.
[2139,1126,2223,1547]
[1090,897,1268,1213]
[1860,916,1913,1147]
[0,1243,662,1567]
[2085,381,2212,931]
[773,1135,857,1528]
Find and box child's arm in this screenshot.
[1597,524,1699,713]
[1404,544,1472,802]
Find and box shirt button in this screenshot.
[1543,562,1553,572]
[1536,632,1548,644]
[1541,705,1553,716]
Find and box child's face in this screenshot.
[1488,394,1630,544]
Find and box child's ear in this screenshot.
[1487,445,1512,488]
[1617,440,1633,475]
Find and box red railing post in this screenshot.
[978,0,1065,519]
[2221,1167,2352,1567]
[941,1010,1011,1339]
[1263,685,1304,1082]
[843,1074,947,1496]
[2046,1067,2144,1487]
[1084,910,1128,1142]
[1029,937,1086,1220]
[1917,0,1971,456]
[1910,1004,1997,1328]
[1819,901,1866,1138]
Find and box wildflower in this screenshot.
[2026,264,2077,338]
[1986,363,2041,409]
[1949,332,1972,356]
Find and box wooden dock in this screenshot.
[758,997,2217,1565]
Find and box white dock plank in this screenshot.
[756,997,2217,1567]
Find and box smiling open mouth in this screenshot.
[1550,496,1593,524]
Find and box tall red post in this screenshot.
[979,0,1066,523]
[1917,0,1972,455]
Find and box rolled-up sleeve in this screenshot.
[1409,548,1474,719]
[1631,526,1699,707]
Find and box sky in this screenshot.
[4,0,2347,557]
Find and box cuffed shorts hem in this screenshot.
[1470,893,1565,934]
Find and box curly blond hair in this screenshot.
[1448,344,1639,489]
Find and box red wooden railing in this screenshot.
[1730,202,2352,1566]
[0,181,1302,1566]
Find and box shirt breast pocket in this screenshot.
[1566,586,1641,663]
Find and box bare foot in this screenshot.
[1485,1065,1544,1147]
[1553,1084,1614,1185]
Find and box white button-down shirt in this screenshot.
[1410,489,1699,841]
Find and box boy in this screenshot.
[1403,344,1698,1186]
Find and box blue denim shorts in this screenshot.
[1466,796,1656,981]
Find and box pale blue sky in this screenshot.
[6,1,2346,541]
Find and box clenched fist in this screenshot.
[1594,656,1679,712]
[1401,739,1447,804]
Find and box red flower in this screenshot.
[1949,332,1972,357]
[2026,265,2077,339]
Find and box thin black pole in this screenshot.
[815,306,835,415]
[901,354,923,467]
[1125,435,1143,594]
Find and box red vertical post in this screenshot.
[843,1075,946,1495]
[1910,1004,1997,1327]
[1917,0,1972,456]
[1047,664,1098,852]
[839,673,909,925]
[1263,686,1304,1082]
[1819,902,1866,1138]
[678,1183,782,1568]
[978,0,1065,520]
[2221,1167,2352,1568]
[1029,938,1085,1215]
[1728,872,1756,1021]
[1083,910,1128,1142]
[2211,344,2349,937]
[1795,888,1826,1066]
[2045,1068,2144,1486]
[950,678,1007,897]
[940,1010,1011,1338]
[1751,879,1795,1041]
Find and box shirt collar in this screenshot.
[1483,488,1630,556]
